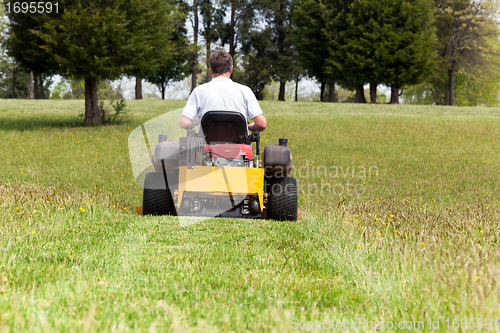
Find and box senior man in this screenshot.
[179,51,267,132]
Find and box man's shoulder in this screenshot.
[229,81,254,95]
[191,82,210,93]
[195,79,255,98]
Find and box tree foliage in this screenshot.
[235,29,272,100]
[433,0,500,105]
[321,0,435,103]
[292,0,333,101]
[144,45,190,100]
[145,9,189,99]
[6,0,178,124]
[4,0,498,107]
[199,0,226,82]
[238,0,298,100]
[0,60,29,98]
[404,0,500,106]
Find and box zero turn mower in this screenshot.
[136,111,297,221]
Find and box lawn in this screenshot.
[0,99,499,332]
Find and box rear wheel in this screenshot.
[267,176,297,221]
[143,172,175,216]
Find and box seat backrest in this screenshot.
[200,111,249,144]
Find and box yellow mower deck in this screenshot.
[177,165,264,212]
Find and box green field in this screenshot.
[1,99,499,332]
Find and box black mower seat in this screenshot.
[200,111,250,144]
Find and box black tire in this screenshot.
[267,176,298,221]
[143,172,175,216]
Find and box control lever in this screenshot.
[251,131,260,155]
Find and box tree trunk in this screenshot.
[448,66,455,106]
[135,77,143,99]
[191,0,199,92]
[370,83,377,104]
[161,83,166,100]
[328,80,335,102]
[39,76,45,99]
[206,42,212,83]
[29,71,34,99]
[12,66,16,99]
[229,2,235,59]
[319,79,326,102]
[390,86,399,104]
[84,78,100,125]
[354,85,367,103]
[295,74,299,102]
[33,75,39,99]
[278,81,286,101]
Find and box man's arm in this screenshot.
[244,85,266,132]
[180,115,200,130]
[248,114,267,132]
[181,87,199,129]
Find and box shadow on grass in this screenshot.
[0,114,86,131]
[0,115,137,131]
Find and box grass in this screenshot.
[0,99,500,331]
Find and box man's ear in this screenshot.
[230,65,233,74]
[210,67,215,76]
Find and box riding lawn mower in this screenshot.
[131,110,297,221]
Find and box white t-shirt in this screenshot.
[182,77,263,121]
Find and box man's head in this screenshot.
[209,51,233,77]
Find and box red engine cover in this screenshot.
[204,144,253,159]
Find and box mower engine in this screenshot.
[203,144,254,167]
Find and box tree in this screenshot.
[200,0,226,82]
[434,0,499,106]
[224,0,240,58]
[380,0,435,104]
[220,0,254,61]
[146,56,189,99]
[321,0,365,102]
[322,0,435,104]
[0,59,30,98]
[189,0,199,92]
[220,0,257,82]
[403,0,500,106]
[403,49,500,106]
[145,15,190,100]
[293,0,335,102]
[251,0,296,101]
[6,0,177,125]
[145,7,190,99]
[127,0,184,100]
[235,27,273,100]
[453,66,500,106]
[4,1,56,99]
